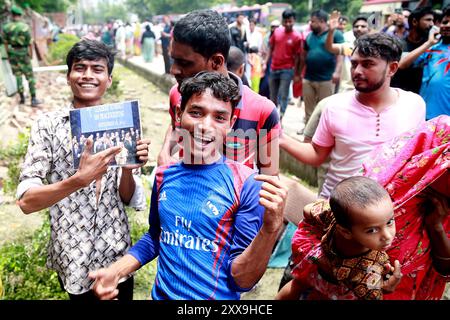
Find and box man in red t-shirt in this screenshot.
[265,9,303,120]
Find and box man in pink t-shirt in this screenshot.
[312,88,424,198]
[277,32,426,290]
[280,32,425,199]
[266,9,303,120]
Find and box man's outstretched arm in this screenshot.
[230,175,288,289]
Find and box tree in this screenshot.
[289,0,363,23]
[233,0,362,23]
[125,0,153,21]
[15,0,77,13]
[82,2,128,25]
[126,0,227,19]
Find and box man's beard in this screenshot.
[353,76,386,93]
[311,26,321,34]
[419,26,432,39]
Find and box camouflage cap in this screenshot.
[11,5,23,16]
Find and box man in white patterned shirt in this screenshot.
[16,39,150,300]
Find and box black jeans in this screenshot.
[58,275,134,301]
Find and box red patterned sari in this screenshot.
[362,115,449,300]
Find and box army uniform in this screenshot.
[0,0,12,43]
[2,5,41,106]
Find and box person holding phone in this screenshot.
[392,6,435,93]
[399,5,450,119]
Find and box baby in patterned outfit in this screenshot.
[277,176,403,300]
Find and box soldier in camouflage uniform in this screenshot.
[2,5,41,106]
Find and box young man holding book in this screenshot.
[16,39,150,300]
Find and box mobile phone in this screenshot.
[429,25,441,40]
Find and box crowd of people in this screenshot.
[70,16,174,72]
[1,1,449,301]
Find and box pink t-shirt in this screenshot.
[313,88,426,198]
[269,26,303,71]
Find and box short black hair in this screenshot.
[179,72,241,115]
[282,9,296,20]
[66,39,116,75]
[173,9,231,60]
[408,6,434,29]
[330,176,390,229]
[352,16,368,27]
[433,9,443,24]
[353,33,403,62]
[443,5,450,18]
[311,9,328,22]
[339,15,349,23]
[248,46,259,54]
[227,46,245,73]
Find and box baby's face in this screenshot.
[349,197,396,252]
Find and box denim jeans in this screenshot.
[269,68,294,117]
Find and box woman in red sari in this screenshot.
[362,115,449,299]
[290,115,449,299]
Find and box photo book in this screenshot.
[69,100,142,169]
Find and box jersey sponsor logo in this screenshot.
[159,191,167,201]
[206,200,219,216]
[160,227,219,253]
[201,194,227,218]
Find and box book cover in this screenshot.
[69,100,142,169]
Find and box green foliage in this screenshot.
[126,207,156,300]
[0,130,29,195]
[133,259,157,300]
[125,0,226,18]
[125,0,153,21]
[0,272,3,298]
[82,2,128,25]
[346,0,364,21]
[15,0,77,13]
[104,69,123,100]
[0,207,157,300]
[0,213,68,300]
[47,33,80,65]
[289,0,363,23]
[127,207,149,243]
[126,0,364,24]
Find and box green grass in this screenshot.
[0,198,157,300]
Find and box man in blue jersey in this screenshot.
[89,72,288,300]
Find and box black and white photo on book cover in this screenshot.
[69,100,142,169]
